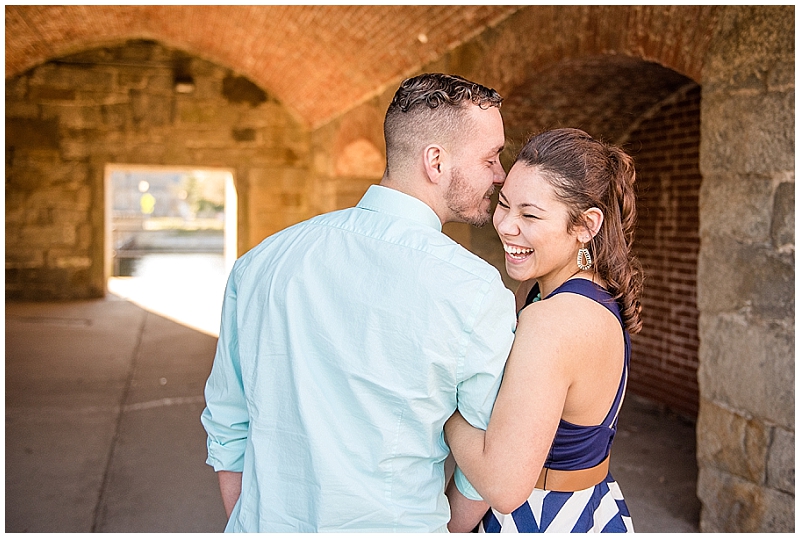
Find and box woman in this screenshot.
[445,128,643,533]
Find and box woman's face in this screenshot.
[493,163,583,285]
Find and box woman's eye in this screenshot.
[522,213,538,220]
[497,200,509,209]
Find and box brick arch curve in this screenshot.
[5,5,521,128]
[476,51,704,418]
[469,5,719,100]
[499,54,697,150]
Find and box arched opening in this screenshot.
[104,164,237,336]
[333,137,385,210]
[490,54,704,529]
[498,54,702,419]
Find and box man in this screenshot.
[201,73,516,532]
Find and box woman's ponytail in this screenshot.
[517,129,644,333]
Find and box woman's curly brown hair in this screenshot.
[517,128,644,333]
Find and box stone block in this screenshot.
[144,72,174,94]
[759,488,796,532]
[101,102,128,129]
[182,128,235,149]
[767,59,795,92]
[698,465,794,532]
[51,207,89,227]
[127,143,166,163]
[21,225,77,247]
[176,100,218,124]
[696,399,768,482]
[6,102,41,119]
[130,91,171,127]
[28,86,77,102]
[42,104,103,130]
[77,223,93,250]
[699,173,774,242]
[6,118,59,150]
[117,69,148,90]
[114,39,160,63]
[703,6,795,94]
[76,186,92,210]
[5,250,45,269]
[770,181,794,250]
[698,237,794,318]
[60,139,90,162]
[698,314,794,427]
[700,91,794,175]
[54,256,92,270]
[5,75,28,100]
[767,427,794,494]
[232,128,256,142]
[30,64,114,92]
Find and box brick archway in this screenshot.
[487,54,703,418]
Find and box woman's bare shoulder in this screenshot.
[516,290,619,346]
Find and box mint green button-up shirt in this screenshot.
[201,185,515,532]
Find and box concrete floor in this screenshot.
[5,296,700,532]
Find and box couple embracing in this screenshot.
[201,73,642,533]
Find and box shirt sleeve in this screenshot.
[200,267,250,472]
[454,275,516,500]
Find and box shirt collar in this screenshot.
[357,185,442,232]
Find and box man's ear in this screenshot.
[423,144,445,184]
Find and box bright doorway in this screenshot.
[105,165,237,336]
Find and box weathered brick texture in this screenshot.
[626,84,702,418]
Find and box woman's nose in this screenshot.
[493,209,517,236]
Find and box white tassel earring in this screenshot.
[577,243,592,271]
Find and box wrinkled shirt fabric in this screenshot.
[201,185,515,532]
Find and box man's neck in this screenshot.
[379,176,447,226]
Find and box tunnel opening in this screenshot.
[104,164,237,336]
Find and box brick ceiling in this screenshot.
[6,5,520,128]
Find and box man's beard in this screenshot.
[444,167,494,227]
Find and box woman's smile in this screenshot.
[502,242,534,263]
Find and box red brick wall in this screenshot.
[626,84,701,419]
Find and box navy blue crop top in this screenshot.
[522,278,630,471]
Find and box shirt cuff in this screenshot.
[454,465,484,501]
[206,437,246,472]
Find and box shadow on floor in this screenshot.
[5,297,700,532]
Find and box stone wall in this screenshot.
[697,6,794,532]
[6,40,311,300]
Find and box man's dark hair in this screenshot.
[383,73,503,175]
[390,73,502,114]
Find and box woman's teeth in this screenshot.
[504,245,533,259]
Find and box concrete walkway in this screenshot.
[5,296,700,532]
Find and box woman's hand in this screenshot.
[444,410,476,445]
[445,300,573,514]
[446,474,489,532]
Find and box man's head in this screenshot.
[382,73,507,226]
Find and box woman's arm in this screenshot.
[446,478,489,532]
[445,300,573,514]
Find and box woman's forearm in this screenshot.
[445,411,506,506]
[445,410,542,514]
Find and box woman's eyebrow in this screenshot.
[500,191,546,213]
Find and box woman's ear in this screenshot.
[423,144,445,184]
[580,207,604,242]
